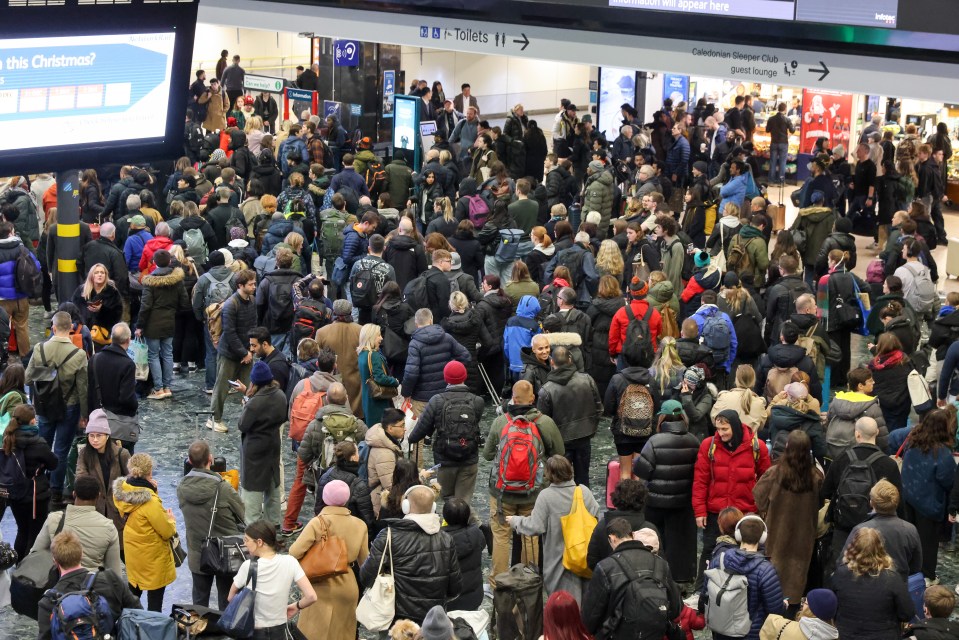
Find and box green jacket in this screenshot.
[384,159,413,209]
[26,336,89,416]
[353,150,380,179]
[483,405,565,504]
[734,224,769,286]
[792,206,835,266]
[649,279,679,315]
[583,171,614,228]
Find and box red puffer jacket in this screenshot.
[691,426,771,518]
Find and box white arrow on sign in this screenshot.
[200,0,959,103]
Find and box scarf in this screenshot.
[872,350,906,370]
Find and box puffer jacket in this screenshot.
[905,618,959,640]
[138,236,174,272]
[441,309,490,394]
[586,296,624,391]
[633,418,700,510]
[680,267,721,317]
[690,305,738,373]
[0,235,40,299]
[124,229,153,273]
[316,460,375,528]
[401,323,470,401]
[503,295,541,373]
[3,187,40,248]
[137,267,188,339]
[537,364,603,442]
[545,164,575,208]
[112,477,177,590]
[755,343,821,402]
[676,337,713,370]
[825,391,888,462]
[217,292,257,360]
[901,444,954,520]
[583,170,613,225]
[4,432,57,503]
[767,404,826,461]
[407,385,485,466]
[520,347,551,395]
[929,307,959,360]
[172,214,216,251]
[649,278,679,317]
[360,517,462,622]
[586,509,660,571]
[792,206,835,266]
[261,220,295,256]
[708,548,784,640]
[692,415,771,517]
[681,385,716,440]
[868,351,913,416]
[444,523,486,611]
[176,469,245,574]
[815,231,858,278]
[475,290,512,356]
[383,234,427,291]
[365,424,403,516]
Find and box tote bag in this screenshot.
[218,559,257,638]
[356,527,395,632]
[560,486,597,579]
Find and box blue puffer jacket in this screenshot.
[691,304,738,373]
[329,167,371,198]
[260,220,295,256]
[503,295,541,373]
[0,236,39,300]
[124,229,153,273]
[901,445,955,519]
[341,225,368,269]
[278,136,308,175]
[401,323,470,402]
[719,173,747,214]
[708,548,784,640]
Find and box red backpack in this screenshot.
[289,379,327,443]
[491,414,545,500]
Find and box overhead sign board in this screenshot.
[244,74,284,93]
[200,0,959,103]
[333,39,360,67]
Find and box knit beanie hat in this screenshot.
[694,250,710,269]
[420,606,454,640]
[250,361,273,386]
[217,248,234,267]
[628,276,648,298]
[84,409,112,435]
[692,160,708,174]
[444,361,467,385]
[230,226,247,241]
[806,589,838,621]
[322,479,351,507]
[723,271,740,288]
[588,160,605,173]
[785,382,808,400]
[208,250,225,267]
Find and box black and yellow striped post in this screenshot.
[54,171,81,304]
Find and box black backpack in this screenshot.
[16,247,42,299]
[832,450,885,530]
[350,262,378,308]
[290,299,331,348]
[436,393,480,463]
[732,311,763,359]
[603,552,672,640]
[30,345,83,421]
[403,275,429,311]
[0,447,29,502]
[266,276,294,330]
[537,286,561,319]
[622,304,655,368]
[556,247,586,288]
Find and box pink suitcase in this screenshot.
[605,457,638,508]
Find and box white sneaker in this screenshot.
[188,362,198,372]
[213,420,228,433]
[683,593,700,608]
[173,363,181,373]
[205,418,216,430]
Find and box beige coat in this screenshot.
[711,387,767,432]
[75,440,130,536]
[316,321,363,418]
[289,507,369,640]
[365,424,402,517]
[203,90,228,131]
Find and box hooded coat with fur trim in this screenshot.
[137,266,189,339]
[112,477,177,590]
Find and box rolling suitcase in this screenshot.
[492,562,543,640]
[605,457,638,509]
[947,237,959,278]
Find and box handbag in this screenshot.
[710,223,727,272]
[356,527,395,632]
[299,516,349,581]
[218,559,257,638]
[199,481,250,577]
[90,325,111,346]
[366,352,398,400]
[560,486,597,579]
[170,532,187,568]
[632,246,651,282]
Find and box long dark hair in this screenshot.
[373,281,402,315]
[909,409,953,454]
[79,428,117,478]
[385,459,420,513]
[2,404,34,455]
[779,429,815,493]
[483,274,504,297]
[0,363,26,397]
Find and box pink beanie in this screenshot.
[322,479,351,507]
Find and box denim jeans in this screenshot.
[768,142,788,182]
[270,333,290,358]
[204,326,217,391]
[484,255,514,283]
[146,336,174,391]
[38,403,80,495]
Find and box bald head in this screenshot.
[795,293,817,314]
[327,382,348,406]
[406,485,435,514]
[512,380,535,405]
[854,417,879,443]
[550,345,572,368]
[426,149,439,162]
[398,217,413,235]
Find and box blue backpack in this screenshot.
[495,228,524,264]
[357,440,371,482]
[702,314,731,366]
[47,571,114,640]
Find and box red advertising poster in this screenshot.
[800,89,854,154]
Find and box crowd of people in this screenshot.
[1,70,959,640]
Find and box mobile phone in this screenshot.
[427,463,441,472]
[228,380,241,388]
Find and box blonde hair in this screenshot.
[435,196,454,223]
[734,365,761,415]
[244,115,263,133]
[724,202,740,218]
[284,233,304,253]
[595,239,624,278]
[127,452,154,478]
[550,203,567,218]
[81,263,114,299]
[357,323,382,354]
[869,479,900,514]
[723,283,749,314]
[449,291,469,313]
[843,527,893,577]
[653,337,683,396]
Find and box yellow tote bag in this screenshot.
[560,486,597,578]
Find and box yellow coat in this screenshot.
[113,478,177,590]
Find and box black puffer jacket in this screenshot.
[137,267,189,339]
[384,234,427,291]
[633,418,700,510]
[767,404,826,460]
[172,215,216,251]
[815,231,858,278]
[360,518,462,622]
[929,309,959,360]
[6,432,58,502]
[448,230,483,282]
[475,290,512,356]
[441,309,490,396]
[445,523,486,611]
[538,364,603,442]
[755,343,821,401]
[587,296,625,396]
[401,324,471,402]
[315,460,374,529]
[676,337,714,370]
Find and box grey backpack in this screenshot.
[704,552,751,637]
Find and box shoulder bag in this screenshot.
[299,515,349,581]
[356,527,395,631]
[366,351,398,400]
[199,479,250,576]
[93,358,140,443]
[218,559,257,638]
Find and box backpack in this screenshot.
[206,292,234,349]
[203,271,233,308]
[493,564,544,640]
[319,209,350,259]
[659,304,680,340]
[622,304,655,368]
[357,440,371,483]
[467,195,490,228]
[902,262,938,316]
[291,300,331,348]
[828,272,865,333]
[317,411,360,475]
[704,552,751,638]
[266,276,294,329]
[30,344,83,421]
[725,236,755,276]
[350,262,378,308]
[537,286,561,319]
[364,161,387,199]
[285,362,310,400]
[832,450,885,530]
[617,384,654,439]
[732,311,762,359]
[403,275,429,311]
[183,228,209,265]
[0,447,29,502]
[702,314,731,367]
[764,365,799,402]
[116,609,177,640]
[495,228,524,264]
[556,247,587,289]
[435,393,481,463]
[490,414,545,500]
[47,571,114,640]
[795,325,825,379]
[866,257,886,284]
[603,553,672,640]
[15,246,42,299]
[289,379,328,444]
